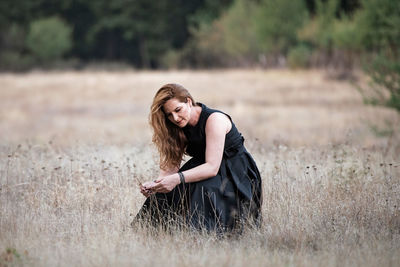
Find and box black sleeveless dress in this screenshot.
[134,103,262,232]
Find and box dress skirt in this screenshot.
[133,146,262,232]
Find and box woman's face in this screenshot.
[163,97,192,128]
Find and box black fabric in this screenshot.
[134,103,262,232]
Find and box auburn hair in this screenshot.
[150,84,197,170]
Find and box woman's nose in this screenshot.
[172,112,179,121]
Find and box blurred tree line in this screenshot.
[0,0,232,70]
[0,0,395,68]
[1,0,398,111]
[0,0,398,100]
[0,0,394,69]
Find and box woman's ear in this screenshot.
[187,97,192,107]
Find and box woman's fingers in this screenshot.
[139,182,156,197]
[144,181,158,189]
[141,188,148,195]
[152,182,173,193]
[151,181,165,191]
[141,189,154,198]
[142,181,153,188]
[141,178,173,194]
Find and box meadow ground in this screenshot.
[0,69,399,266]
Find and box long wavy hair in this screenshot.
[150,84,197,170]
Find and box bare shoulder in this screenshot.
[206,112,232,133]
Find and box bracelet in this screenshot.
[178,172,185,185]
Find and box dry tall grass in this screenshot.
[0,69,399,266]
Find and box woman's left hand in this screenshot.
[147,174,180,193]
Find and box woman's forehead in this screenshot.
[163,98,184,113]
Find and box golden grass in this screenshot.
[1,69,397,146]
[0,69,399,266]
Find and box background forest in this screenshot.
[2,0,399,112]
[0,0,398,69]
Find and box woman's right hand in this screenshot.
[140,181,157,197]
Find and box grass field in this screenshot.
[0,69,399,266]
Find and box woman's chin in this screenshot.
[177,120,188,128]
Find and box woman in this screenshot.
[133,83,262,232]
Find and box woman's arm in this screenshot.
[179,112,231,182]
[159,166,179,177]
[149,112,231,193]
